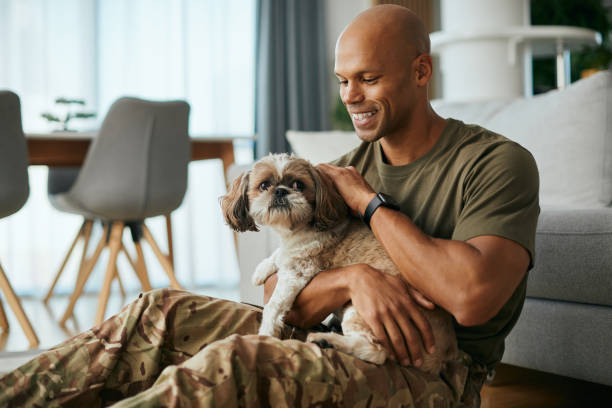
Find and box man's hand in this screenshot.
[317,163,376,215]
[263,264,436,367]
[348,264,436,367]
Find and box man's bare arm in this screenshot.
[263,267,351,328]
[371,208,529,326]
[318,163,530,327]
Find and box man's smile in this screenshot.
[351,109,379,127]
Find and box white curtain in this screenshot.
[0,0,256,295]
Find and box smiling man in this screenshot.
[0,5,538,408]
[267,4,539,407]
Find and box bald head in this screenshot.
[338,5,430,60]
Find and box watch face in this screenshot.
[379,193,399,209]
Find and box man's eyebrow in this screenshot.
[335,70,382,78]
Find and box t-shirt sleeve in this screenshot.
[452,142,540,268]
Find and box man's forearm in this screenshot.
[369,207,528,326]
[264,266,354,328]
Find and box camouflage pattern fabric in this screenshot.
[0,289,486,407]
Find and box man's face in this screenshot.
[335,33,417,143]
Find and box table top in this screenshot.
[26,132,244,142]
[431,25,601,56]
[25,132,243,174]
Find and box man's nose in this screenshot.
[275,188,289,198]
[341,82,364,105]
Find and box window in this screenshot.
[0,0,256,293]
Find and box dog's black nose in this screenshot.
[275,188,289,198]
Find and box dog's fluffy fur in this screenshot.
[220,153,457,374]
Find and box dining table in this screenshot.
[25,132,238,176]
[25,132,242,274]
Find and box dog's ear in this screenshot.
[220,171,259,232]
[310,167,348,231]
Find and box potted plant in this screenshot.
[41,97,96,132]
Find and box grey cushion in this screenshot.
[502,297,612,386]
[433,71,612,208]
[0,91,29,218]
[528,208,612,307]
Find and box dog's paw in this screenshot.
[252,262,274,286]
[258,322,281,338]
[312,338,335,349]
[306,333,335,349]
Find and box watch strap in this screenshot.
[361,193,399,229]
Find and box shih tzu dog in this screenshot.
[220,153,457,374]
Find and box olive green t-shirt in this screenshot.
[331,118,540,370]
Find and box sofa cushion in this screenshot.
[528,207,612,307]
[502,297,612,386]
[433,71,612,208]
[286,129,360,164]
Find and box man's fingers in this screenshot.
[405,301,436,355]
[370,320,395,361]
[408,286,435,310]
[383,318,412,366]
[393,314,424,367]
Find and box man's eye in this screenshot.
[338,79,348,85]
[259,181,271,191]
[363,77,377,83]
[292,180,304,191]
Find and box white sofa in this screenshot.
[232,71,612,386]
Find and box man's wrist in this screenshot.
[359,193,377,215]
[343,264,369,299]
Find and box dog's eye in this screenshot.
[292,180,304,191]
[259,181,271,191]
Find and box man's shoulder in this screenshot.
[448,118,535,168]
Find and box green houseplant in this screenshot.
[41,97,96,132]
[531,0,612,93]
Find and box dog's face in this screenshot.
[221,154,347,232]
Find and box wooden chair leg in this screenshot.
[113,265,126,298]
[73,220,94,291]
[0,331,7,350]
[132,240,153,292]
[0,261,39,348]
[43,219,90,303]
[141,224,183,290]
[0,299,8,332]
[60,224,109,326]
[165,213,174,268]
[95,222,124,325]
[120,243,137,272]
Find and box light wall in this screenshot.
[324,0,371,107]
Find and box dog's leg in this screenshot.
[258,269,309,337]
[307,332,388,364]
[308,305,388,364]
[252,249,280,286]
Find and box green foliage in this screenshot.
[40,112,60,123]
[530,0,612,93]
[41,97,96,131]
[55,97,86,105]
[331,94,354,131]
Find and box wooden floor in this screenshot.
[482,363,612,407]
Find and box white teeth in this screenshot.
[352,111,376,120]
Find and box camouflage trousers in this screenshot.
[0,289,487,407]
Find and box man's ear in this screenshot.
[220,171,258,232]
[310,167,348,231]
[415,54,433,86]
